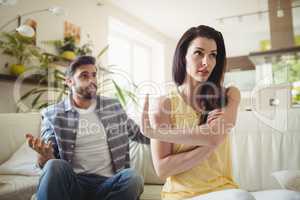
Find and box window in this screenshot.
[224,70,256,91]
[253,52,300,107]
[107,17,164,99]
[271,55,300,106]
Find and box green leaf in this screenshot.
[16,107,21,113]
[18,88,51,102]
[55,75,65,81]
[112,80,126,106]
[36,102,49,109]
[97,64,113,74]
[31,93,43,107]
[96,45,109,59]
[56,89,65,102]
[125,90,138,105]
[101,78,112,83]
[55,69,66,77]
[19,88,37,100]
[107,64,116,68]
[97,78,112,87]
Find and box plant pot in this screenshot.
[10,64,26,76]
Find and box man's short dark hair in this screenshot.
[65,56,96,77]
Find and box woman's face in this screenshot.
[185,36,217,83]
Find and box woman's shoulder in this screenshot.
[151,95,174,128]
[225,86,241,103]
[155,89,180,109]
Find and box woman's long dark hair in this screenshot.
[172,25,228,125]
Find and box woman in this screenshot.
[142,25,300,200]
[141,25,253,200]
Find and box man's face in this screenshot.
[67,64,98,100]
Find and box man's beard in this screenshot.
[74,84,97,100]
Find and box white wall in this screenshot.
[0,0,175,113]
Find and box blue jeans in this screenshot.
[37,159,144,200]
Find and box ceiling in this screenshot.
[109,0,300,41]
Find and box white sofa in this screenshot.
[0,112,300,200]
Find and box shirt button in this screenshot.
[70,144,74,148]
[68,159,71,163]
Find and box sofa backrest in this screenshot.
[0,113,41,164]
[134,110,300,191]
[0,111,299,192]
[231,110,300,191]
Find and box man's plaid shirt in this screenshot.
[40,95,149,173]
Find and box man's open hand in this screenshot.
[25,133,54,159]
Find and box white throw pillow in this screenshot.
[0,142,41,176]
[272,170,300,192]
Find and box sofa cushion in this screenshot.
[130,141,164,185]
[0,113,41,165]
[0,142,41,176]
[0,175,39,200]
[141,185,162,200]
[272,170,300,192]
[251,189,300,200]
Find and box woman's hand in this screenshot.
[141,94,154,138]
[207,109,224,126]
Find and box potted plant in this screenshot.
[0,31,40,76]
[17,45,138,112]
[43,35,93,62]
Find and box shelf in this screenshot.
[0,73,47,85]
[226,55,255,72]
[249,46,300,65]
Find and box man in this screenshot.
[26,56,149,200]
